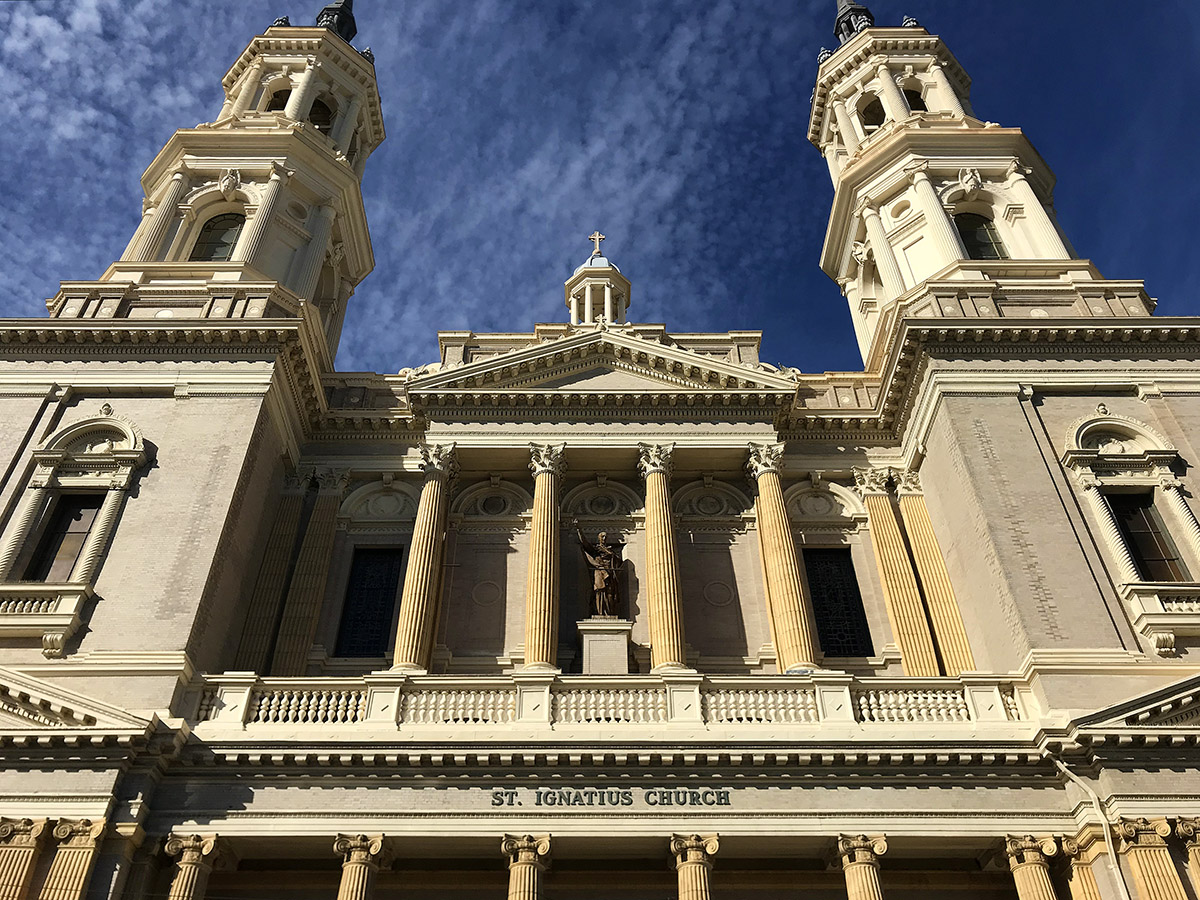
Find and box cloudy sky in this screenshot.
[0,0,1196,374]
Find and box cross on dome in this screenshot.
[588,231,605,257]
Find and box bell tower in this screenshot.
[47,1,385,355]
[810,3,1154,363]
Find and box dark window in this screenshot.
[1107,492,1189,582]
[23,494,104,583]
[803,548,874,657]
[189,213,245,262]
[954,212,1009,260]
[309,98,335,135]
[265,89,291,112]
[335,548,405,657]
[861,97,886,133]
[903,89,927,112]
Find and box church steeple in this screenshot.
[316,0,358,44]
[834,0,875,45]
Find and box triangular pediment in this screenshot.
[0,665,152,732]
[1073,674,1200,731]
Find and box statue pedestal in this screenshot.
[577,617,633,675]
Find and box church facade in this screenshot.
[2,2,1200,898]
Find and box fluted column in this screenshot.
[860,204,906,299]
[234,473,311,671]
[69,485,125,584]
[0,482,50,580]
[1176,818,1200,892]
[283,58,320,120]
[271,470,348,675]
[393,443,458,671]
[838,835,887,900]
[1116,818,1189,900]
[907,163,967,263]
[39,819,106,900]
[1006,836,1060,900]
[746,443,818,672]
[231,168,288,265]
[875,64,908,122]
[1160,479,1200,564]
[638,443,687,671]
[131,172,189,262]
[927,60,966,117]
[895,471,975,676]
[671,835,718,900]
[853,468,939,677]
[230,58,264,117]
[1005,163,1071,259]
[1078,477,1140,584]
[294,204,337,300]
[1061,836,1104,900]
[334,834,387,900]
[524,444,566,670]
[502,835,550,900]
[332,95,364,152]
[832,99,860,153]
[0,818,46,900]
[164,836,218,900]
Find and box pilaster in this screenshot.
[1116,818,1188,900]
[671,834,718,900]
[838,834,887,900]
[40,819,107,900]
[501,835,550,900]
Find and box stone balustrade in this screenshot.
[1121,583,1200,657]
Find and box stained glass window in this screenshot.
[335,548,405,657]
[803,548,874,657]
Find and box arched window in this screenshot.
[903,89,927,112]
[954,212,1009,260]
[309,98,335,135]
[189,213,245,262]
[860,97,886,134]
[265,89,290,112]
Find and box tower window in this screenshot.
[803,548,874,657]
[1107,492,1189,582]
[335,547,405,657]
[954,213,1009,260]
[23,494,104,583]
[189,213,245,262]
[860,97,886,133]
[903,89,927,112]
[309,98,335,136]
[265,89,290,112]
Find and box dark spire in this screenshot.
[834,0,875,45]
[316,0,357,43]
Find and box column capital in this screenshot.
[52,819,106,848]
[1116,817,1173,851]
[333,833,389,865]
[1177,817,1200,847]
[745,442,785,480]
[637,442,675,481]
[894,469,922,495]
[165,834,219,865]
[1005,159,1034,183]
[419,442,460,481]
[856,200,881,221]
[838,834,887,867]
[315,468,351,493]
[529,443,567,479]
[671,833,719,868]
[852,466,893,497]
[1159,475,1185,492]
[501,834,551,869]
[1005,835,1058,867]
[0,817,47,848]
[904,161,932,184]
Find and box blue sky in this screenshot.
[0,0,1197,375]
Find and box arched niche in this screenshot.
[339,479,421,530]
[561,480,643,524]
[672,480,753,519]
[450,479,533,521]
[783,481,868,530]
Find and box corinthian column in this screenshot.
[501,835,550,900]
[853,468,939,677]
[1116,818,1189,900]
[746,443,818,672]
[231,167,289,266]
[40,819,106,900]
[671,834,718,900]
[334,835,388,900]
[638,443,687,671]
[271,469,349,675]
[524,444,566,670]
[895,471,975,676]
[131,171,189,262]
[1005,836,1059,900]
[393,443,459,671]
[0,818,46,900]
[838,835,886,900]
[165,835,219,900]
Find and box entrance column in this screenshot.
[40,820,106,900]
[638,443,688,671]
[0,818,46,900]
[1005,836,1060,900]
[1117,818,1189,900]
[523,444,566,670]
[393,443,458,671]
[334,835,388,900]
[501,835,550,900]
[671,835,718,900]
[838,835,887,900]
[165,836,219,900]
[746,442,818,672]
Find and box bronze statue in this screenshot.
[572,520,626,618]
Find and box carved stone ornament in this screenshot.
[360,48,376,64]
[746,442,785,481]
[271,16,291,27]
[501,834,551,869]
[817,47,834,64]
[0,818,46,847]
[959,167,984,200]
[1115,818,1173,849]
[165,834,218,864]
[333,834,386,865]
[852,466,892,496]
[1004,835,1058,867]
[902,15,921,27]
[838,834,887,867]
[315,469,351,493]
[1176,817,1200,847]
[52,819,106,847]
[851,241,871,266]
[529,443,567,479]
[894,469,922,494]
[218,169,241,201]
[419,442,460,481]
[671,834,719,867]
[637,442,675,480]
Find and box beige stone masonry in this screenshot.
[638,443,687,671]
[671,834,718,900]
[38,819,105,900]
[271,470,348,675]
[1061,835,1104,900]
[1176,818,1200,894]
[1117,818,1188,900]
[524,444,566,670]
[853,468,940,677]
[393,444,458,670]
[895,471,975,676]
[746,443,818,672]
[1005,836,1060,900]
[333,834,388,900]
[501,834,550,900]
[165,835,219,900]
[838,834,887,900]
[0,819,46,900]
